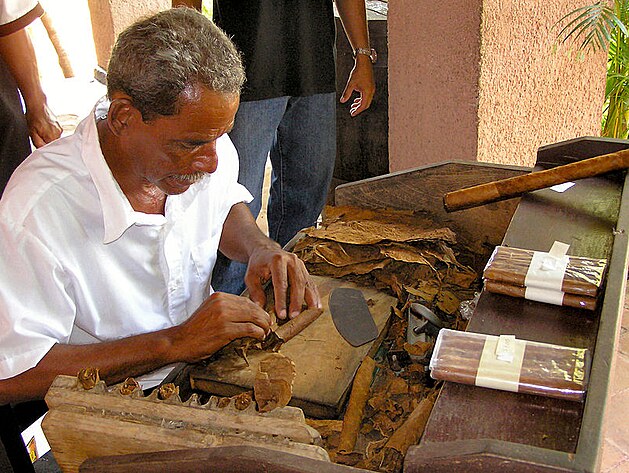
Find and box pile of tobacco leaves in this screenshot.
[293,205,484,472]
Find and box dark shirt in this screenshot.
[213,0,337,102]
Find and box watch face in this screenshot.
[369,48,378,64]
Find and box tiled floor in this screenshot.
[600,283,629,473]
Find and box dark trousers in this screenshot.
[0,56,31,197]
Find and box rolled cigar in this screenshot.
[273,307,324,343]
[443,148,629,212]
[338,356,377,453]
[383,393,436,455]
[483,246,606,298]
[484,280,598,311]
[430,329,589,401]
[380,393,437,473]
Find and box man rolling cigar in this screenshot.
[0,7,321,405]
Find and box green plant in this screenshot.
[556,1,629,138]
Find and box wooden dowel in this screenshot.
[40,12,74,78]
[443,148,629,212]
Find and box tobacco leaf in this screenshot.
[253,353,296,413]
[441,264,478,288]
[308,260,390,278]
[298,240,382,267]
[404,282,440,303]
[303,205,456,246]
[435,289,461,315]
[403,341,432,358]
[379,242,436,267]
[303,221,456,246]
[306,419,343,449]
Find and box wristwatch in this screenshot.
[354,47,377,64]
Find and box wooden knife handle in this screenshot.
[443,148,629,212]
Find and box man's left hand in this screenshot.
[339,55,375,117]
[244,245,321,320]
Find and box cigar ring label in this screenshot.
[524,286,565,305]
[524,241,570,292]
[476,335,526,392]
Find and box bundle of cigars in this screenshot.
[429,329,590,401]
[482,244,607,311]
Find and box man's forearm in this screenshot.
[218,202,281,263]
[335,0,370,52]
[0,29,47,110]
[0,327,179,404]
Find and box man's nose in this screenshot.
[191,144,218,173]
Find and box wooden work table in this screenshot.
[405,138,629,473]
[89,137,627,473]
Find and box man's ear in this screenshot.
[107,97,141,136]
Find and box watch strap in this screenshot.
[354,47,377,64]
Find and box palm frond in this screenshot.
[555,2,625,51]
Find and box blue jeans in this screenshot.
[212,93,336,295]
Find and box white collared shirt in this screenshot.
[0,104,252,384]
[0,0,38,25]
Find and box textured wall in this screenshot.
[88,0,170,70]
[478,1,607,166]
[388,0,483,171]
[388,0,608,171]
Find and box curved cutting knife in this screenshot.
[329,287,378,347]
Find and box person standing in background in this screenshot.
[212,0,376,296]
[0,0,62,195]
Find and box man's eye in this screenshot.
[180,142,203,150]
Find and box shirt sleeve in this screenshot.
[0,224,76,379]
[0,1,43,36]
[217,133,253,209]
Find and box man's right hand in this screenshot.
[0,292,270,405]
[170,292,272,363]
[26,101,62,147]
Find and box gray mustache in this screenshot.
[172,172,208,183]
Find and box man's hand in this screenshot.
[245,245,321,320]
[219,203,322,319]
[26,102,62,147]
[340,55,375,117]
[335,0,376,117]
[0,292,272,404]
[0,29,62,147]
[171,292,272,363]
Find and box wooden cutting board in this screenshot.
[189,275,396,419]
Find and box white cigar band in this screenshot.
[524,286,565,305]
[476,335,526,392]
[524,241,570,294]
